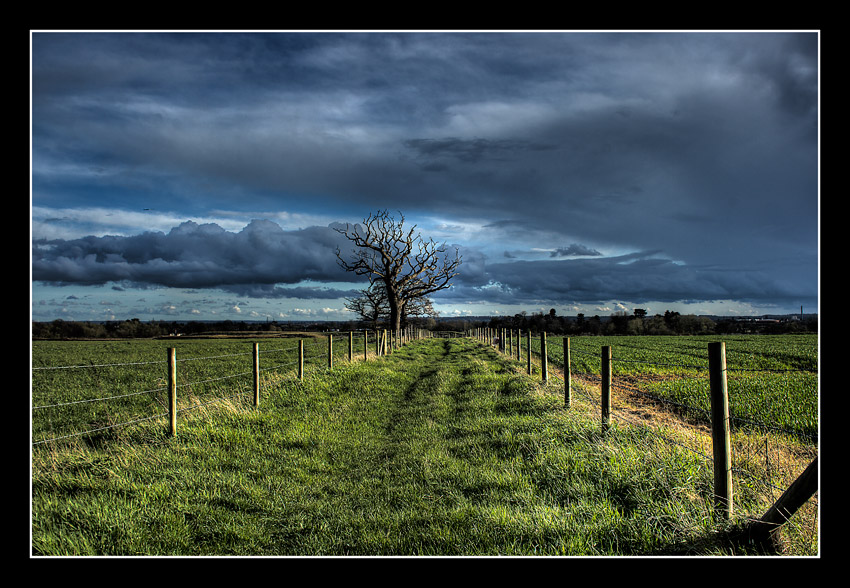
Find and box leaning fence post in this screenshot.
[564,337,571,408]
[298,339,304,381]
[541,332,548,383]
[601,346,611,434]
[747,456,818,551]
[253,342,260,407]
[167,347,177,436]
[709,341,733,520]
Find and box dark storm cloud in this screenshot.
[31,31,818,312]
[32,219,358,292]
[438,251,816,308]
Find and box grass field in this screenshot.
[524,334,818,441]
[31,334,818,556]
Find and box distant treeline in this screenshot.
[31,317,479,340]
[32,310,816,340]
[32,318,342,340]
[485,309,817,336]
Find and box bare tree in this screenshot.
[344,282,388,328]
[335,210,461,334]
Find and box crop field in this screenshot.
[31,333,819,556]
[525,334,818,442]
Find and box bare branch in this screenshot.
[335,210,462,331]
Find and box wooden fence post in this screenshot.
[564,337,571,408]
[526,331,532,375]
[541,332,548,383]
[167,347,177,436]
[349,331,354,362]
[601,346,611,434]
[328,334,333,370]
[298,339,304,381]
[253,342,260,407]
[709,341,733,519]
[515,330,520,358]
[746,456,818,551]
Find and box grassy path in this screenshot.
[34,337,749,556]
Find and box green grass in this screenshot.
[524,334,818,441]
[31,334,367,446]
[32,336,815,556]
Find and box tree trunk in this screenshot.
[387,290,402,334]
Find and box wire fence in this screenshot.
[31,327,818,553]
[31,329,420,447]
[473,327,819,554]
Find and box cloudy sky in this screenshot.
[31,31,819,323]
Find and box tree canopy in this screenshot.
[335,210,461,332]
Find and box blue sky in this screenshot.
[31,31,819,323]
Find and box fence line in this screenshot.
[33,327,818,551]
[470,326,818,548]
[472,327,817,440]
[32,328,427,446]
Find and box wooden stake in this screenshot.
[601,346,611,434]
[541,332,548,383]
[253,342,260,407]
[709,341,733,519]
[564,337,571,408]
[167,347,177,436]
[298,339,304,381]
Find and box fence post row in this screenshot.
[162,331,809,538]
[470,331,815,536]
